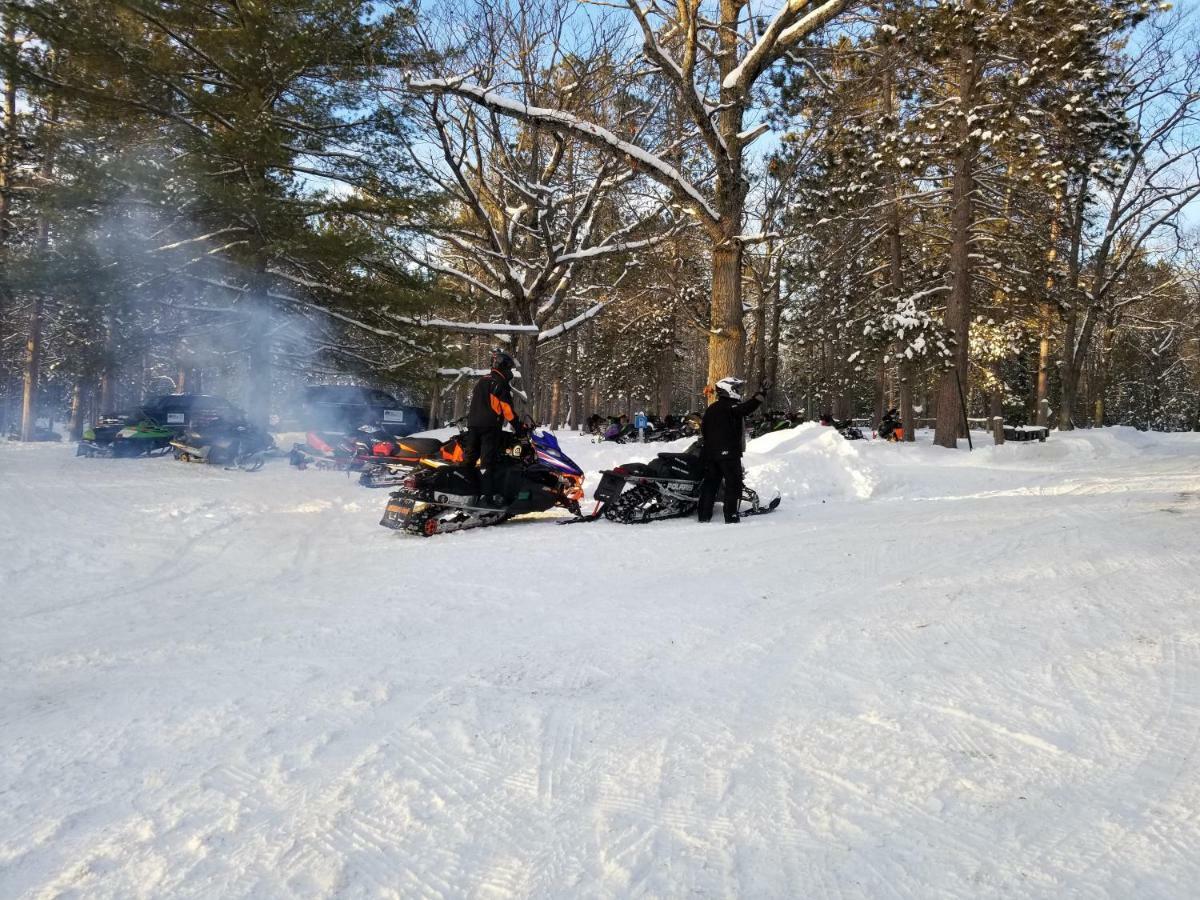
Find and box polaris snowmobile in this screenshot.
[379,427,585,536]
[77,415,175,458]
[590,439,779,525]
[170,418,275,471]
[358,432,466,488]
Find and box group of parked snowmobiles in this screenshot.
[750,407,903,443]
[74,388,914,538]
[288,426,452,480]
[586,413,701,444]
[76,394,275,470]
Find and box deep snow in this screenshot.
[2,426,1199,898]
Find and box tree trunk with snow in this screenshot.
[934,29,978,449]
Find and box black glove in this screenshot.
[510,420,526,437]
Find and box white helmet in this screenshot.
[714,377,746,401]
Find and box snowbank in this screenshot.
[745,423,878,502]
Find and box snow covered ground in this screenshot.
[2,426,1198,898]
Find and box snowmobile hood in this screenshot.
[530,428,583,476]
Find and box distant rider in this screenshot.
[698,377,765,524]
[464,348,521,506]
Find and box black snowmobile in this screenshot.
[357,431,467,488]
[820,413,864,440]
[591,439,779,525]
[876,407,905,442]
[380,427,585,536]
[750,412,796,439]
[170,417,275,471]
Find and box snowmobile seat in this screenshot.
[430,465,480,496]
[392,436,443,462]
[655,451,698,462]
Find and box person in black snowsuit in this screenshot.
[462,349,521,504]
[698,377,765,524]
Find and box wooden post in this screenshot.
[992,416,1005,446]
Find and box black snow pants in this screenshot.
[461,426,503,497]
[698,456,743,523]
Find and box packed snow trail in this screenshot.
[2,428,1199,898]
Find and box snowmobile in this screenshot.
[876,407,905,442]
[750,412,796,439]
[820,413,864,441]
[170,418,275,471]
[77,415,175,458]
[590,439,780,525]
[288,429,361,470]
[357,432,465,488]
[642,415,699,443]
[379,427,585,536]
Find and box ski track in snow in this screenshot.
[1,426,1199,898]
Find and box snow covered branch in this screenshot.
[407,78,720,226]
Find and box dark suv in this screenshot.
[139,394,242,431]
[302,385,427,436]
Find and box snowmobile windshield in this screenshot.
[530,429,583,475]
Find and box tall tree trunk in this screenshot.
[765,273,783,408]
[19,186,53,440]
[19,295,43,440]
[934,24,978,449]
[656,328,674,418]
[0,15,15,251]
[1036,197,1064,426]
[708,240,745,388]
[549,376,562,427]
[1092,315,1115,427]
[1035,316,1053,427]
[990,363,1004,420]
[898,363,915,441]
[873,356,886,428]
[567,322,580,428]
[881,18,915,442]
[452,379,466,421]
[707,0,748,388]
[19,54,59,442]
[748,266,767,386]
[99,319,116,414]
[68,379,86,440]
[1057,178,1089,430]
[246,292,273,429]
[516,332,538,420]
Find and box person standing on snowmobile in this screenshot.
[463,348,521,505]
[698,377,765,524]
